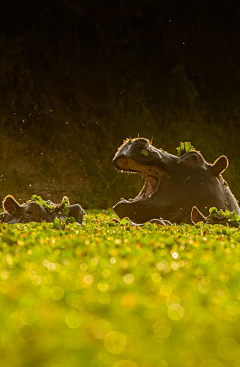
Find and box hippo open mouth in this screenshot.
[113,137,240,224]
[114,156,164,202]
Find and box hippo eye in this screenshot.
[182,151,203,164]
[191,154,198,161]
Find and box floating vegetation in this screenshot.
[30,194,55,213]
[176,142,196,156]
[30,194,71,217]
[207,207,240,226]
[1,212,240,366]
[140,149,149,157]
[56,196,70,216]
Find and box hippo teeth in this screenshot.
[144,176,160,198]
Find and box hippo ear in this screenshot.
[55,196,70,212]
[210,155,228,176]
[60,196,70,205]
[3,195,22,216]
[191,206,206,224]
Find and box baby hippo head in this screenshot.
[3,195,49,224]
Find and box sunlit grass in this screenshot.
[1,213,240,367]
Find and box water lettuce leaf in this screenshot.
[177,142,196,157]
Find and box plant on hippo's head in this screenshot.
[30,195,55,213]
[58,196,70,216]
[176,142,196,157]
[30,195,70,216]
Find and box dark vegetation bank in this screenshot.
[0,0,239,208]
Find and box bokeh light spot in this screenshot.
[80,263,88,271]
[172,252,179,259]
[50,286,64,300]
[20,308,38,325]
[151,272,161,282]
[160,285,172,297]
[104,331,126,353]
[65,310,83,329]
[97,281,109,292]
[153,319,172,338]
[113,360,138,367]
[226,302,240,317]
[92,319,111,339]
[218,337,240,360]
[83,274,93,285]
[166,295,181,308]
[123,274,134,285]
[99,293,112,305]
[168,304,184,320]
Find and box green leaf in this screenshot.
[55,196,70,216]
[207,207,240,226]
[176,142,196,156]
[140,149,149,157]
[209,207,218,214]
[64,216,76,224]
[120,218,130,226]
[31,195,55,213]
[53,217,61,230]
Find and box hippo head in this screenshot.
[113,138,239,224]
[3,195,49,224]
[1,195,85,225]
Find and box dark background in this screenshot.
[0,0,240,208]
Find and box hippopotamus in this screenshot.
[0,195,85,225]
[113,138,240,224]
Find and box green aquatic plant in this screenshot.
[57,196,70,216]
[1,212,240,366]
[30,195,71,217]
[176,142,196,156]
[140,149,149,157]
[30,194,55,213]
[208,207,240,226]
